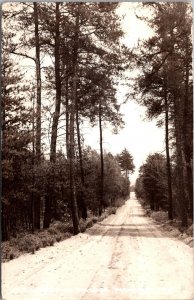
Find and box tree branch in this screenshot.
[11,51,36,62]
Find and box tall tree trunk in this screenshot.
[69,4,80,234]
[44,2,61,228]
[33,2,41,229]
[65,76,70,159]
[50,2,61,163]
[99,99,104,216]
[76,108,87,220]
[183,38,193,220]
[173,95,188,227]
[31,95,35,233]
[70,73,80,234]
[164,87,173,220]
[1,74,8,240]
[34,2,41,161]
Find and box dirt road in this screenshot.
[2,193,194,300]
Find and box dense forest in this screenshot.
[1,2,193,246]
[134,3,193,227]
[2,2,135,241]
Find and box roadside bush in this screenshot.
[9,252,15,260]
[56,234,62,242]
[106,206,117,215]
[186,225,193,236]
[47,226,59,235]
[67,225,75,234]
[98,215,104,222]
[51,221,71,233]
[63,232,72,239]
[2,224,74,262]
[91,216,98,223]
[150,211,168,223]
[2,242,16,260]
[2,243,20,261]
[9,237,17,247]
[79,219,87,233]
[17,234,42,253]
[37,231,55,247]
[171,229,181,237]
[111,207,117,214]
[113,198,126,208]
[2,198,125,262]
[86,219,93,229]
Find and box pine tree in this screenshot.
[133,2,192,225]
[1,32,32,240]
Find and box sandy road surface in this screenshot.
[2,193,194,300]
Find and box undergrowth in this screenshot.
[138,198,193,247]
[2,203,122,262]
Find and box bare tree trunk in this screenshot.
[69,4,80,234]
[34,2,41,161]
[183,38,193,220]
[70,73,80,233]
[1,73,8,241]
[164,87,173,220]
[173,95,188,227]
[76,108,87,220]
[44,2,61,228]
[50,2,61,163]
[65,76,70,159]
[31,94,35,233]
[33,2,41,229]
[99,99,104,216]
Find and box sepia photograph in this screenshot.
[1,1,193,299]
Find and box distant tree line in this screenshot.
[2,3,134,240]
[134,3,193,227]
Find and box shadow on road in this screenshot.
[87,223,165,238]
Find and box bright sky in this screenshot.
[83,3,165,184]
